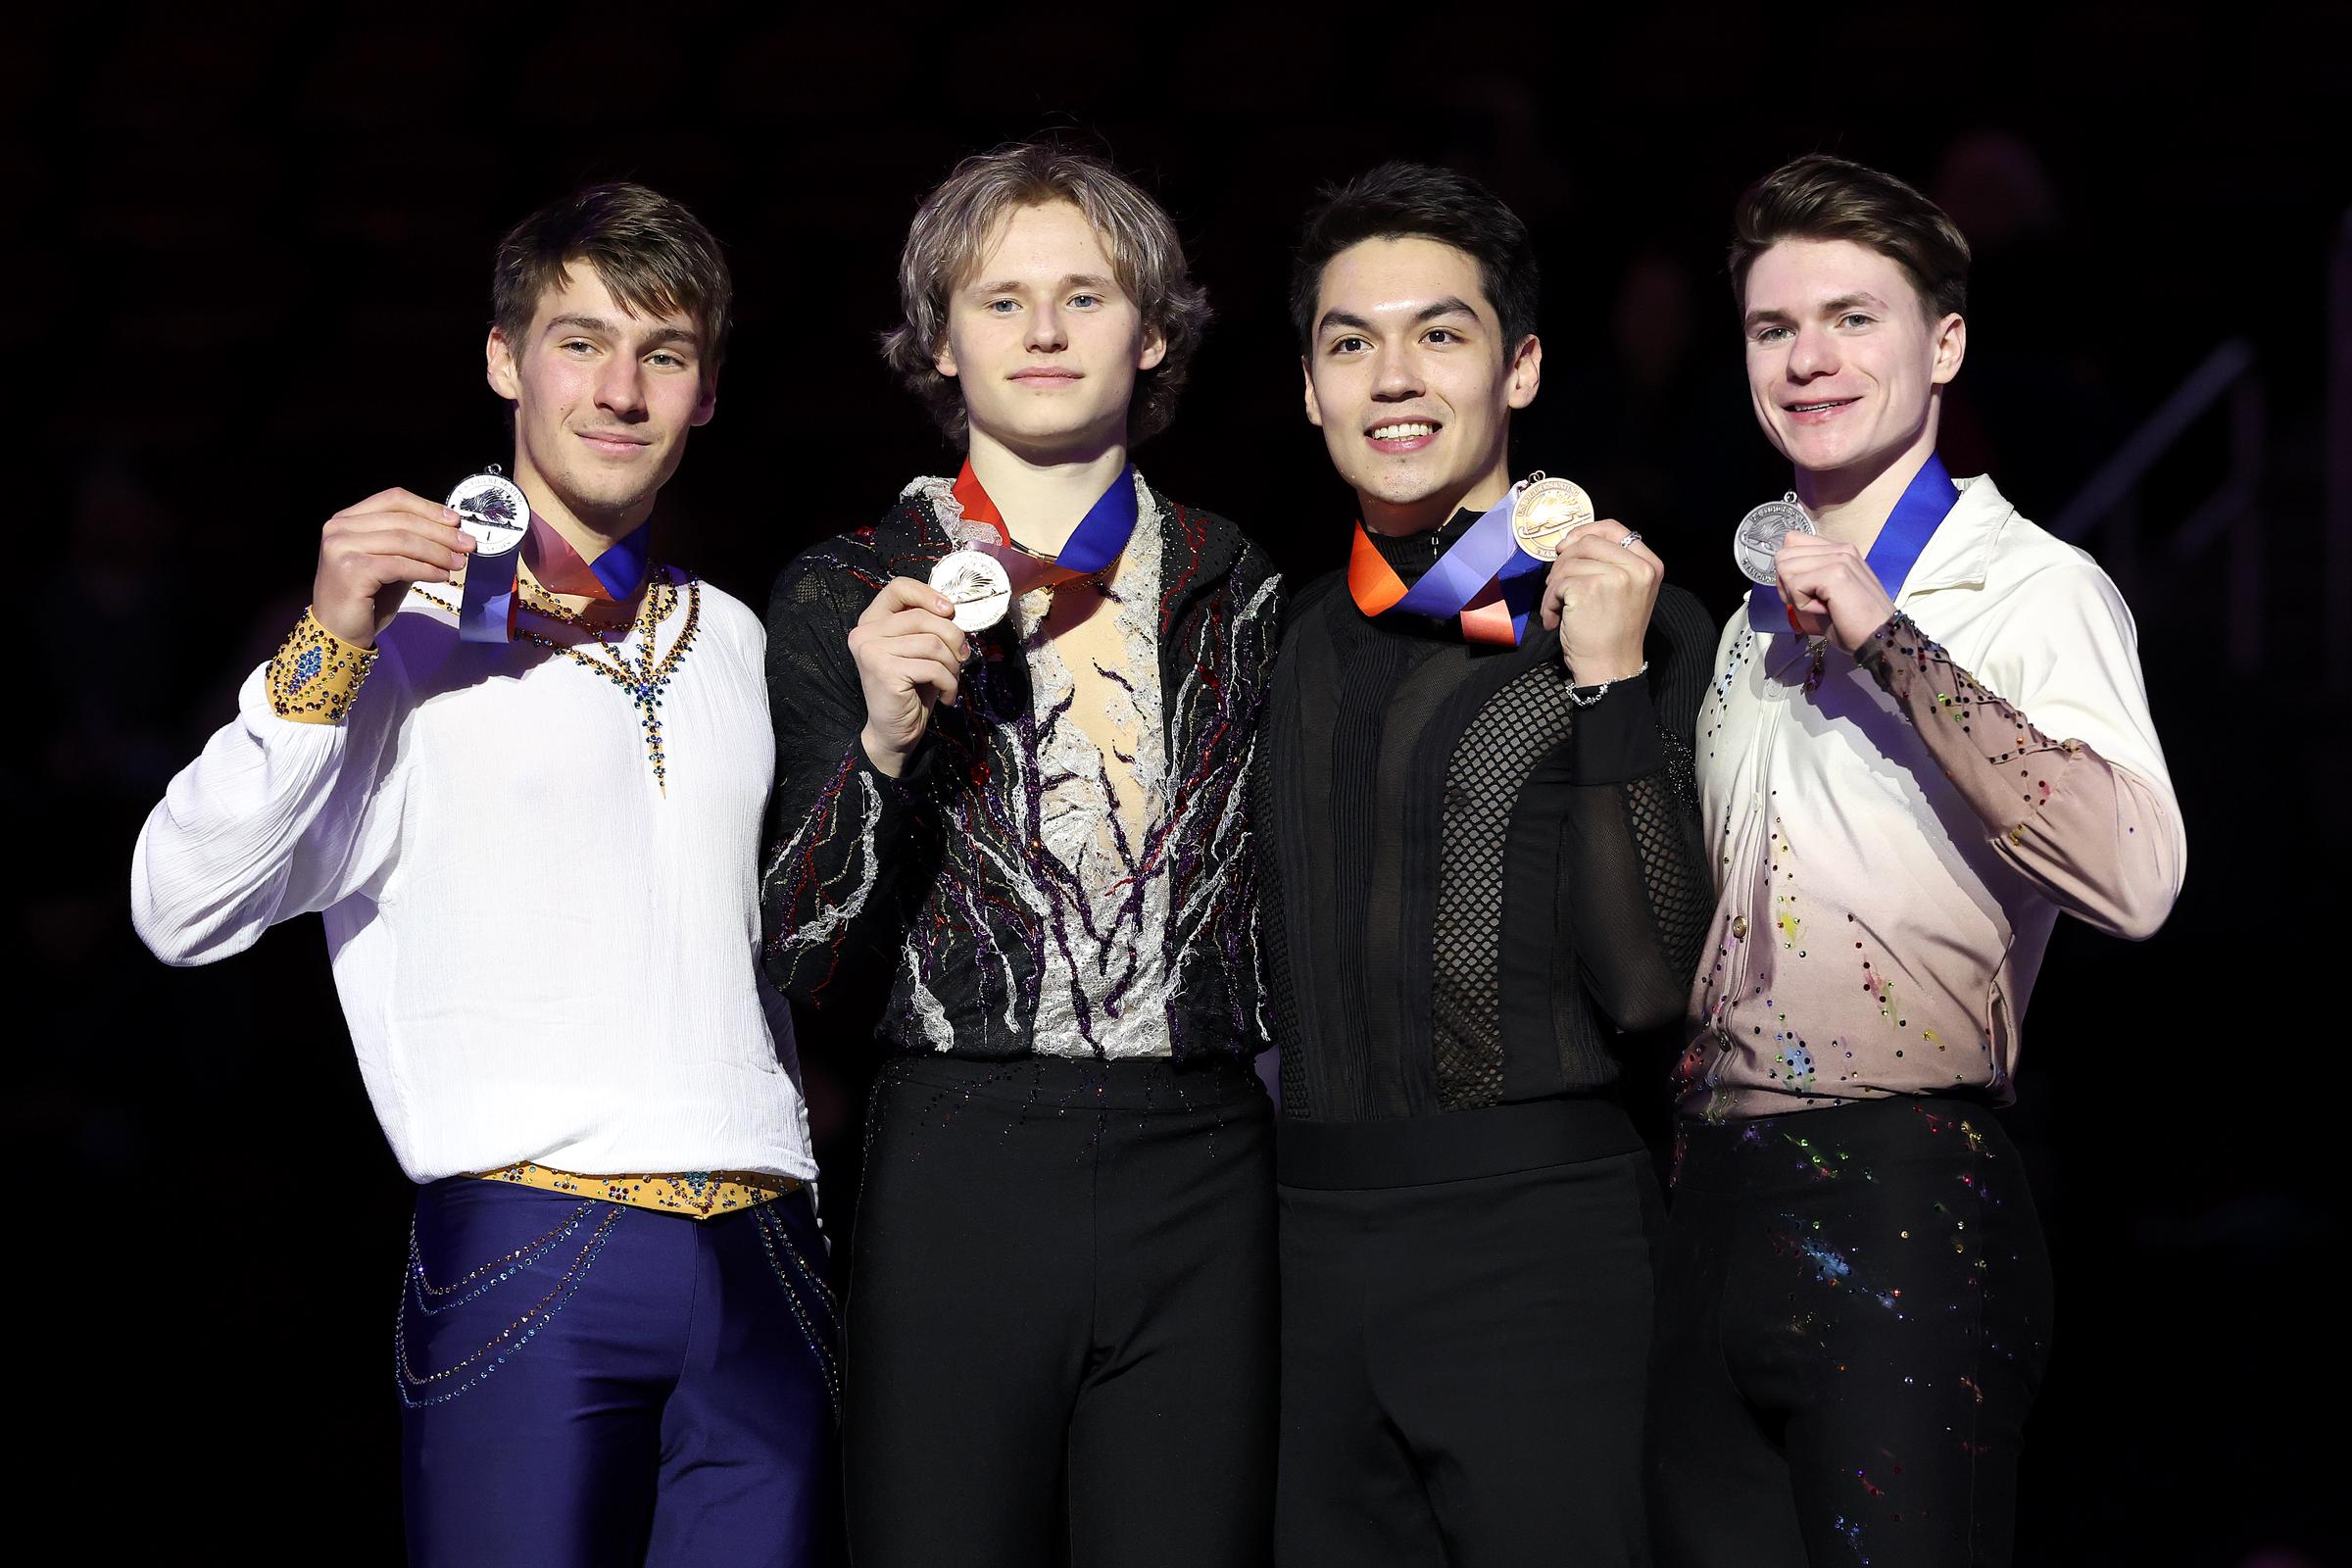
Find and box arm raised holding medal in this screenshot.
[1538,515,1666,686]
[309,487,478,649]
[847,576,968,777]
[1770,527,1896,652]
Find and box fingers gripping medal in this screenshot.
[928,550,1013,634]
[1734,492,1815,585]
[449,466,530,643]
[1509,472,1596,562]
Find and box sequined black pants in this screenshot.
[1647,1097,2054,1568]
[843,1053,1277,1568]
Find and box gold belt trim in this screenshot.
[474,1162,801,1220]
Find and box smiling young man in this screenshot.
[760,143,1281,1567]
[1650,155,2185,1568]
[1258,161,1715,1567]
[131,184,838,1565]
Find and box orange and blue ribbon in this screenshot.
[949,460,1141,592]
[1347,486,1547,647]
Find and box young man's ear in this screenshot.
[1138,320,1168,373]
[1930,314,1967,385]
[1505,333,1544,411]
[486,326,521,402]
[1301,359,1324,429]
[692,368,719,427]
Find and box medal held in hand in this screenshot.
[929,550,1014,632]
[450,466,530,643]
[1734,492,1815,585]
[1509,472,1595,562]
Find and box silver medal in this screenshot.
[447,466,529,557]
[1733,493,1815,585]
[929,549,1013,632]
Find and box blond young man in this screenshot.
[132,184,837,1565]
[1650,155,2184,1567]
[761,144,1280,1568]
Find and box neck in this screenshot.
[514,462,653,616]
[1360,452,1514,538]
[1793,410,1940,551]
[966,426,1130,555]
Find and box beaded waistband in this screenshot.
[473,1162,801,1220]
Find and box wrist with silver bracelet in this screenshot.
[1565,660,1646,709]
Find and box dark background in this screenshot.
[14,2,2348,1562]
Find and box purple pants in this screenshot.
[397,1178,841,1566]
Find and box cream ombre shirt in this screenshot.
[1683,473,2185,1119]
[132,572,817,1185]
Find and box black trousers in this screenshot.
[1647,1097,2054,1568]
[1275,1103,1662,1567]
[843,1054,1277,1568]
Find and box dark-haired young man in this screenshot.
[1260,161,1714,1566]
[760,143,1281,1568]
[1651,155,2184,1567]
[132,184,838,1564]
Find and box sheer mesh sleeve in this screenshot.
[759,544,932,1007]
[1557,584,1714,1031]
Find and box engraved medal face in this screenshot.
[1510,475,1595,562]
[447,470,529,557]
[928,549,1013,632]
[1734,493,1815,585]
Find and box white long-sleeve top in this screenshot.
[131,572,816,1185]
[1684,474,2185,1118]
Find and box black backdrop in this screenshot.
[15,3,2349,1562]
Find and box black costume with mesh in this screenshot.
[1257,508,1714,1147]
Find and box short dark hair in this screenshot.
[1729,155,1971,320]
[1289,162,1540,355]
[491,182,733,376]
[881,141,1211,446]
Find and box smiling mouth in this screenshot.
[578,431,650,447]
[1785,398,1859,416]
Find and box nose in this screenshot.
[1787,322,1838,382]
[1025,302,1068,354]
[595,354,649,421]
[1371,342,1423,402]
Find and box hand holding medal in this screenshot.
[849,577,971,778]
[1771,530,1898,654]
[1526,475,1662,688]
[308,485,478,649]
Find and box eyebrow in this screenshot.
[967,272,1118,296]
[1316,296,1485,337]
[545,314,701,350]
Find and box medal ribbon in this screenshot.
[1347,485,1548,647]
[459,514,654,643]
[949,460,1141,594]
[1746,454,1960,634]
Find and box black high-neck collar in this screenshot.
[1364,506,1485,579]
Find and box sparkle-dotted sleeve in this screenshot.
[759,544,935,1007]
[1856,584,2183,941]
[1557,583,1716,1032]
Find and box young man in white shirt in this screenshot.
[1649,154,2184,1568]
[132,183,837,1566]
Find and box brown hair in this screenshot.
[881,141,1211,445]
[1729,155,1971,320]
[491,182,733,376]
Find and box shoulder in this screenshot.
[1976,492,2138,633]
[1650,581,1722,654]
[1146,485,1278,594]
[681,570,763,649]
[765,484,944,627]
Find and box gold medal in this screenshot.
[1510,473,1594,562]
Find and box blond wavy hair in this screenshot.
[881,142,1211,445]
